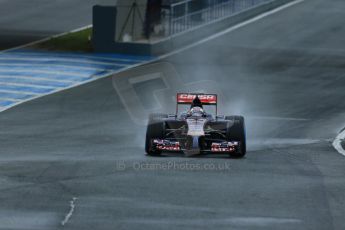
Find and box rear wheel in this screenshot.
[225,116,246,158]
[145,113,167,156]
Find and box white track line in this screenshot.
[0,89,42,95]
[159,0,305,59]
[0,98,20,102]
[0,75,76,83]
[1,52,144,63]
[0,0,305,113]
[0,69,87,78]
[0,89,39,95]
[0,57,129,67]
[333,130,345,156]
[0,82,58,89]
[0,63,117,72]
[0,79,67,88]
[0,68,124,112]
[61,197,78,226]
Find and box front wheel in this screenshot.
[145,113,167,156]
[225,116,246,158]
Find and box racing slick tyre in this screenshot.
[225,116,246,158]
[145,113,167,156]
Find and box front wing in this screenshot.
[152,139,240,153]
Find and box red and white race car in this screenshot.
[145,93,246,157]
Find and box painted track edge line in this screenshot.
[0,25,92,54]
[0,0,305,113]
[0,60,155,113]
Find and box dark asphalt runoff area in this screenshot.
[0,0,116,50]
[1,0,345,229]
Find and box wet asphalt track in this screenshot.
[1,0,345,229]
[0,0,116,50]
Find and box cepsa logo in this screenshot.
[177,94,217,104]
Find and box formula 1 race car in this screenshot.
[145,93,246,158]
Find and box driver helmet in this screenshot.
[188,106,205,117]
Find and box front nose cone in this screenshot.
[184,136,200,156]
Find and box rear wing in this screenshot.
[176,93,218,115]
